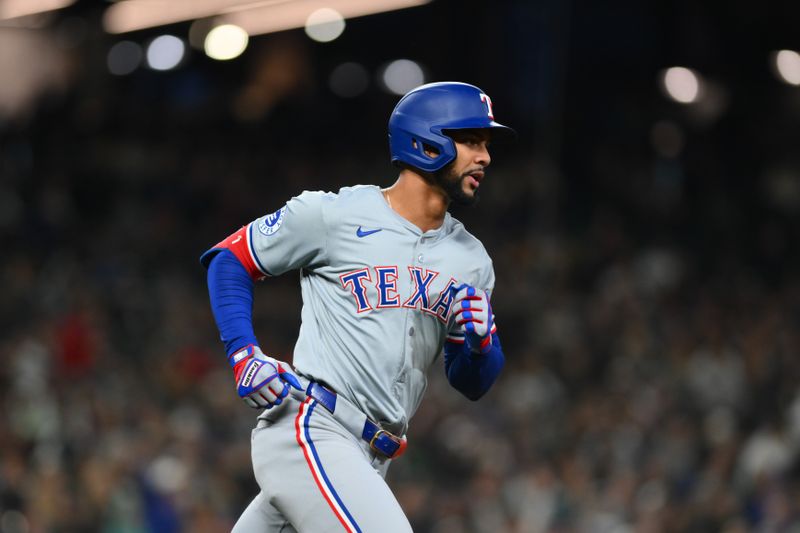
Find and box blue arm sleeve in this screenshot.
[443,332,505,401]
[206,249,259,359]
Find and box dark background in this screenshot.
[1,0,800,531]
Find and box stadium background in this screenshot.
[1,0,800,531]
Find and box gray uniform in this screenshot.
[232,184,494,532]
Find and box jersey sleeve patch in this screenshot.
[257,206,286,236]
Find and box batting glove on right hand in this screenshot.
[230,345,303,409]
[452,285,495,354]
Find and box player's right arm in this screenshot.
[201,191,331,408]
[206,248,303,408]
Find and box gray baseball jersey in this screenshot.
[245,184,494,435]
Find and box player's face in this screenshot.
[437,129,492,207]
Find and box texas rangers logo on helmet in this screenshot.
[479,93,494,119]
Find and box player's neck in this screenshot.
[383,171,448,233]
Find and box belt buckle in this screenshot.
[369,429,389,450]
[369,429,407,459]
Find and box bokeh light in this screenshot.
[773,49,800,86]
[381,59,425,95]
[329,62,369,98]
[204,24,248,61]
[304,8,345,43]
[145,35,185,71]
[107,40,142,76]
[661,66,701,104]
[188,18,214,50]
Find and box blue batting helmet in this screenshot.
[388,82,515,173]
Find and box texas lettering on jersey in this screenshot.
[339,266,458,323]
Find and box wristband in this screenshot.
[228,344,255,368]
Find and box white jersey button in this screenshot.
[417,254,424,263]
[408,327,415,336]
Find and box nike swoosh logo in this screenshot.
[356,226,382,238]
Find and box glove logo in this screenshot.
[258,206,286,236]
[242,360,261,387]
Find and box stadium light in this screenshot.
[204,24,248,60]
[772,50,800,86]
[104,0,256,34]
[0,0,75,20]
[105,0,430,35]
[661,66,702,104]
[229,0,429,37]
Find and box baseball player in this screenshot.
[202,82,514,532]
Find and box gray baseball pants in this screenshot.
[231,394,413,532]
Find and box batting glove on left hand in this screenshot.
[230,345,303,409]
[452,285,495,354]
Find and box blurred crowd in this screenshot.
[2,31,800,533]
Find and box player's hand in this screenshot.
[231,345,303,409]
[451,285,494,354]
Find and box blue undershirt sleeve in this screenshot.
[206,249,259,358]
[443,332,505,401]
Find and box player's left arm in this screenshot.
[443,285,504,401]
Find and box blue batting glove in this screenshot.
[451,285,495,354]
[231,345,303,409]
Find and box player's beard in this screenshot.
[435,166,479,207]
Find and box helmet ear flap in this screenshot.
[389,127,456,172]
[410,138,442,159]
[420,141,441,157]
